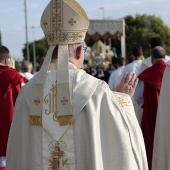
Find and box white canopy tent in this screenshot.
[85,19,126,58]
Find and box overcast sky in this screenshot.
[0,0,170,59]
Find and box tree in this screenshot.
[22,37,48,64]
[15,58,22,72]
[125,14,170,59]
[22,14,170,63]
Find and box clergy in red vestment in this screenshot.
[0,46,28,170]
[134,46,167,170]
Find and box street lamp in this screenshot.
[99,7,105,19]
[24,0,30,61]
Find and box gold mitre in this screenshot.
[41,0,89,45]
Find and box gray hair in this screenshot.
[21,60,33,72]
[151,46,166,59]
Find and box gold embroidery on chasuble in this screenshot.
[44,81,74,126]
[49,141,70,170]
[61,97,68,105]
[34,97,41,106]
[116,97,132,107]
[29,115,42,126]
[30,98,42,126]
[58,115,74,126]
[44,81,58,122]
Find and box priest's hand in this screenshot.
[116,72,139,97]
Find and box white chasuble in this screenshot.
[6,64,148,170]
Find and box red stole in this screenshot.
[138,60,166,169]
[0,66,28,156]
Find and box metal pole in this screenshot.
[24,0,30,61]
[121,19,126,58]
[32,26,36,73]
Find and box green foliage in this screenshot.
[22,14,170,63]
[15,58,22,72]
[22,37,48,63]
[125,14,170,59]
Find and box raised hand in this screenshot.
[116,72,139,97]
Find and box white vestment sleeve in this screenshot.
[108,72,116,91]
[134,80,144,107]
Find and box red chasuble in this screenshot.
[138,60,166,170]
[0,168,6,170]
[0,65,28,157]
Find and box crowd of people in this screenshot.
[93,37,170,170]
[0,0,170,170]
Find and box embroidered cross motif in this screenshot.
[68,18,76,26]
[117,97,132,107]
[60,97,68,105]
[34,98,40,106]
[43,20,48,27]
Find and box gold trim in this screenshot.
[56,0,62,32]
[45,32,84,44]
[29,115,42,126]
[43,20,48,28]
[58,32,84,42]
[58,115,74,126]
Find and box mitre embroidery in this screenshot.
[68,18,76,26]
[43,20,48,27]
[43,0,85,44]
